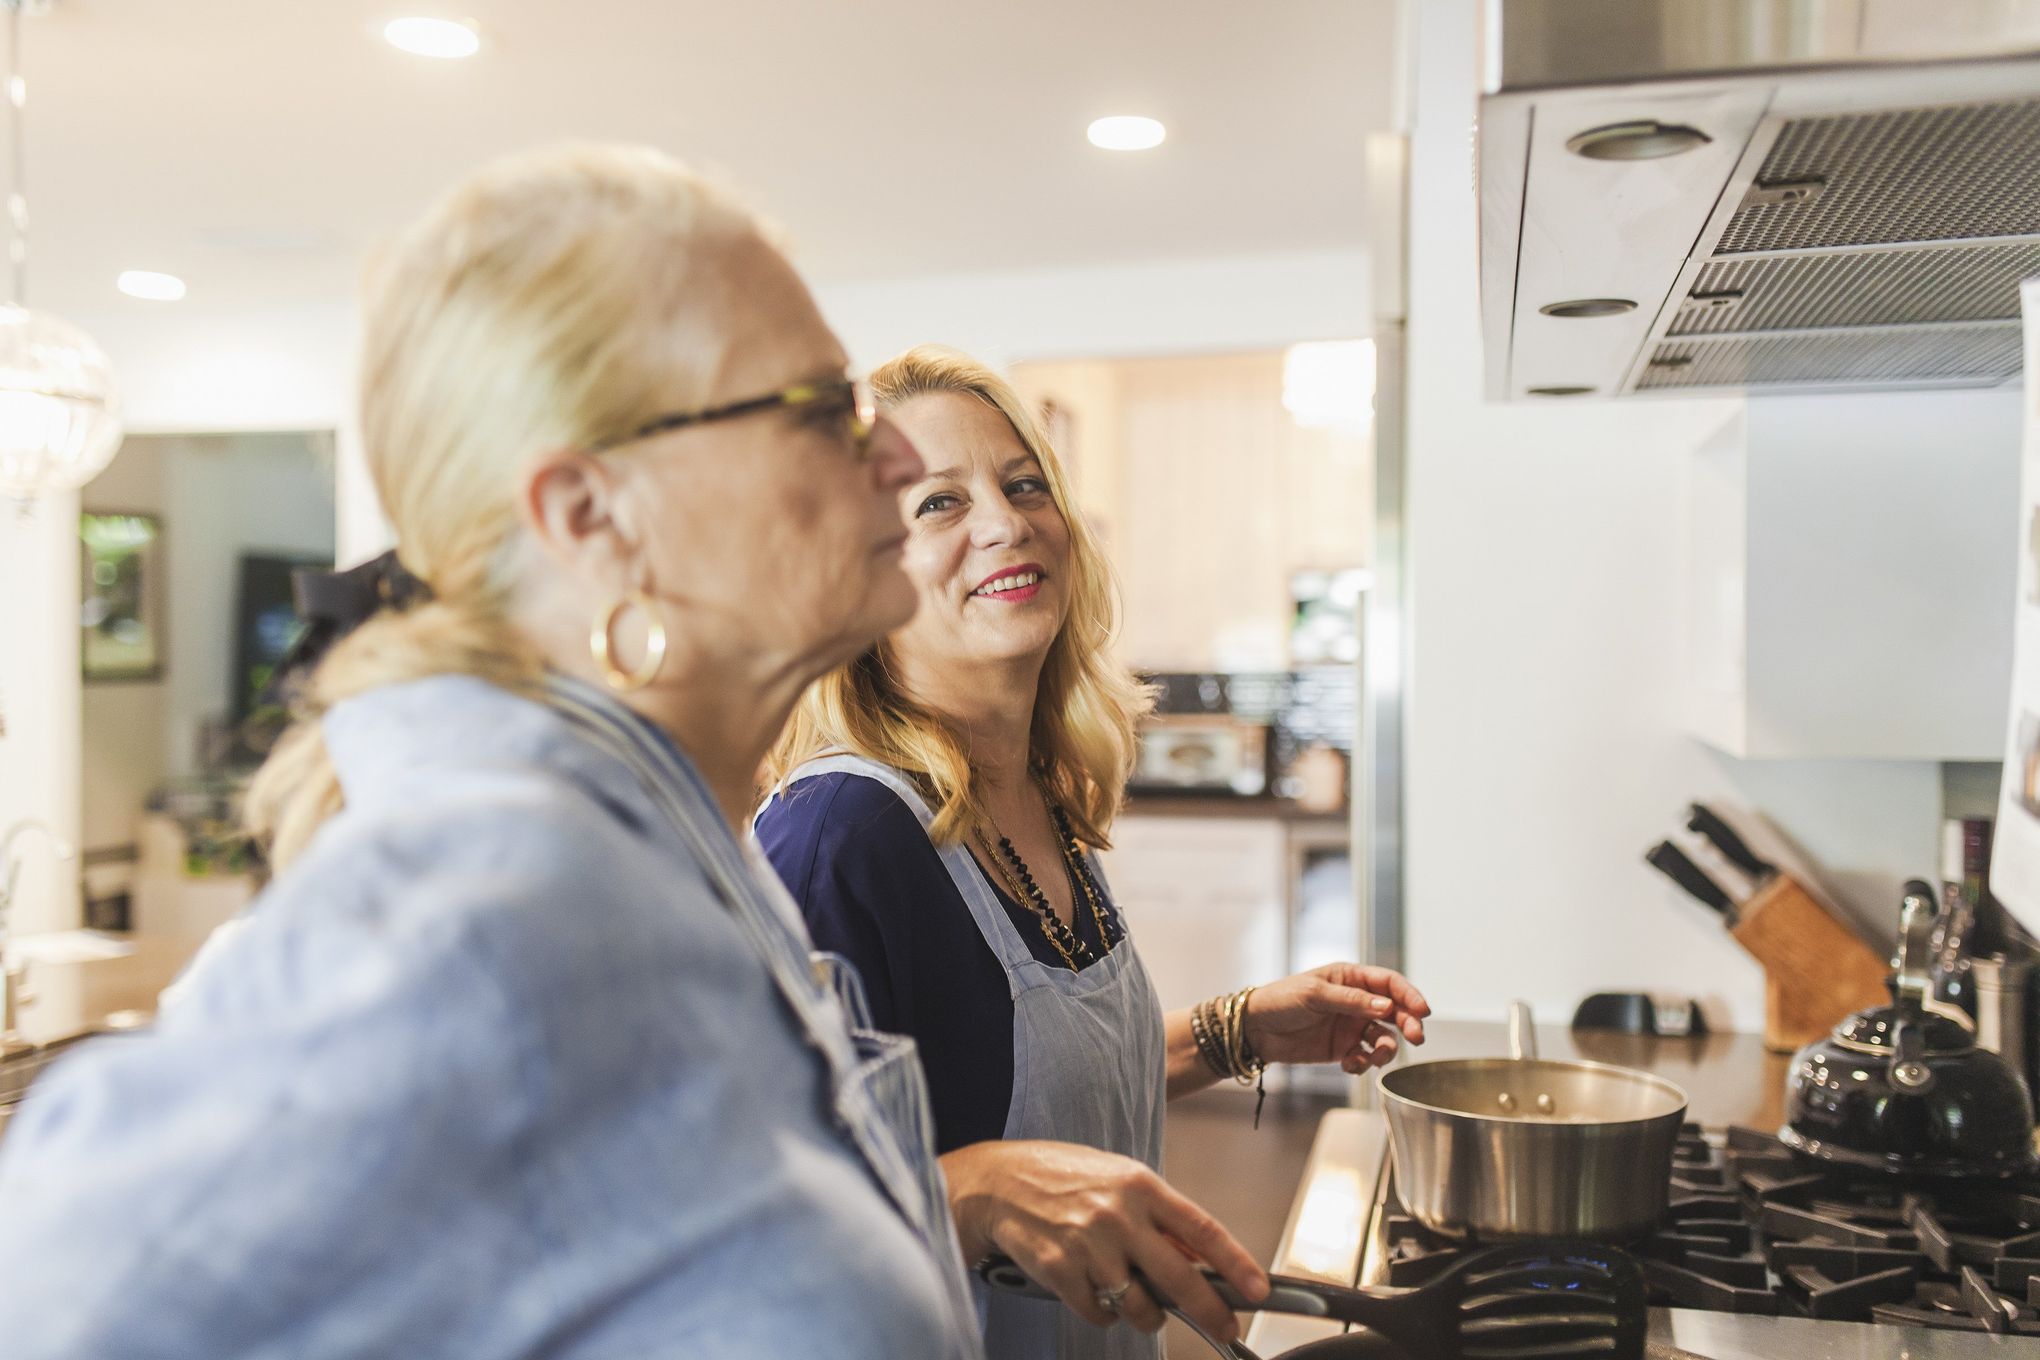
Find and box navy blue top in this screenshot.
[756,771,1115,1154]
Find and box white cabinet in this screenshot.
[1100,815,1290,1014]
[1682,389,2020,760]
[1010,353,1370,673]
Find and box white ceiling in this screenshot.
[18,1,1399,316]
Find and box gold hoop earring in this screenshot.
[590,592,668,692]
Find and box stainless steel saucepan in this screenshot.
[1379,1001,1688,1242]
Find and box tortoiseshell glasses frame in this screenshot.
[590,377,876,459]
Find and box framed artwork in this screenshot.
[80,511,164,682]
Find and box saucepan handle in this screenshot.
[1507,999,1538,1061]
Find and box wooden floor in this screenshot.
[1157,1084,1344,1358]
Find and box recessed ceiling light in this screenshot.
[384,17,480,59]
[117,270,186,302]
[1087,116,1166,152]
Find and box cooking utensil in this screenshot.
[978,1240,1647,1360]
[1780,880,2039,1177]
[1380,1002,1687,1242]
[1644,841,1736,922]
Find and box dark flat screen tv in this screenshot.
[231,552,329,735]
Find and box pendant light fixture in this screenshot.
[0,0,121,508]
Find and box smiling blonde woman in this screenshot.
[759,344,1430,1360]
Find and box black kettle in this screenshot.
[1780,880,2038,1177]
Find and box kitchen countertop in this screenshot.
[0,934,190,1144]
[1121,794,1347,825]
[1241,1017,2017,1360]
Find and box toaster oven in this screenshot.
[1131,715,1269,797]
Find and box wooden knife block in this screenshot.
[1731,875,1890,1054]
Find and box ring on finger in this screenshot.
[1093,1280,1135,1313]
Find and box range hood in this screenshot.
[1479,0,2040,399]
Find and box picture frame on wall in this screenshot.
[80,510,164,683]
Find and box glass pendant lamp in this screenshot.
[0,0,121,507]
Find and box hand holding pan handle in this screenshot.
[983,1242,1649,1360]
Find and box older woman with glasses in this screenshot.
[759,345,1430,1360]
[0,149,1266,1358]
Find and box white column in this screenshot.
[0,491,85,937]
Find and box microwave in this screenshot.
[1131,715,1269,797]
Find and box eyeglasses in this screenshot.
[591,376,877,459]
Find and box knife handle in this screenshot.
[1686,804,1774,881]
[1645,841,1738,920]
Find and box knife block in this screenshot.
[1730,875,1890,1054]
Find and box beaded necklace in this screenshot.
[972,786,1121,971]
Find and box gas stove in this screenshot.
[1244,1109,2039,1360]
[1378,1125,2040,1338]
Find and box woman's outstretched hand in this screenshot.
[1244,963,1429,1073]
[941,1139,1270,1342]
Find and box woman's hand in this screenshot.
[1244,963,1429,1073]
[941,1139,1270,1343]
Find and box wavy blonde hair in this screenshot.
[245,143,759,867]
[763,345,1152,848]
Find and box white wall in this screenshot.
[0,492,84,938]
[1403,0,1949,1032]
[157,435,338,776]
[63,302,357,435]
[815,249,1370,371]
[57,299,378,561]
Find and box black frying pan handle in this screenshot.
[975,1256,1276,1359]
[976,1254,1337,1319]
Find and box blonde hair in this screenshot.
[763,345,1153,848]
[246,143,759,867]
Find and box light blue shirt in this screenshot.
[0,675,982,1359]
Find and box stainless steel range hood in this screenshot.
[1480,0,2040,399]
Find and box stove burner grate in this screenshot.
[1378,1122,2040,1334]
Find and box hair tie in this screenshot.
[248,551,434,719]
[291,549,430,628]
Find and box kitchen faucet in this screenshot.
[0,819,75,1052]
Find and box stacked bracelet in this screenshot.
[1192,986,1265,1084]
